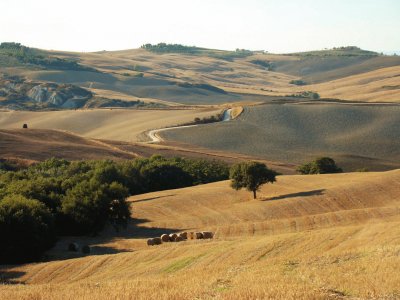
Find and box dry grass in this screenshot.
[8,48,400,104]
[1,170,400,299]
[0,108,220,142]
[0,129,135,161]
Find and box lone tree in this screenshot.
[297,157,342,174]
[229,161,277,199]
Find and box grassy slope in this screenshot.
[0,108,220,142]
[1,170,400,299]
[161,104,400,171]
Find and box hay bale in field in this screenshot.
[153,237,162,245]
[68,242,79,252]
[178,232,188,240]
[82,245,91,253]
[202,231,214,239]
[169,233,178,242]
[147,238,155,246]
[175,236,184,242]
[195,232,203,239]
[188,232,195,239]
[161,234,170,243]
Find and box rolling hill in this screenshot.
[0,108,220,142]
[0,129,135,162]
[2,44,400,105]
[161,103,400,171]
[1,170,399,299]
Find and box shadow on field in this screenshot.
[0,269,26,285]
[44,217,181,262]
[262,189,325,201]
[132,194,176,203]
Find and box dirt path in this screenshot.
[147,108,233,143]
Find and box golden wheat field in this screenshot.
[1,170,399,299]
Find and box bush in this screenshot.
[297,157,343,174]
[0,195,56,263]
[289,80,307,86]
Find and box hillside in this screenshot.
[0,108,220,142]
[2,44,400,104]
[161,103,400,171]
[1,170,399,299]
[0,129,135,162]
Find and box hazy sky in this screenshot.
[1,0,399,53]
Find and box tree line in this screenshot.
[0,156,228,263]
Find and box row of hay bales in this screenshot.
[147,231,214,246]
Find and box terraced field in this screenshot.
[1,170,400,299]
[161,103,400,171]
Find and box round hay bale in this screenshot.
[175,236,184,242]
[202,231,214,239]
[68,242,79,252]
[153,237,162,245]
[195,232,203,239]
[82,245,91,253]
[147,238,155,246]
[161,234,170,243]
[169,233,178,242]
[178,232,188,240]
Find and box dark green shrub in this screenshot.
[0,195,56,263]
[297,157,343,174]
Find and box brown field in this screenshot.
[162,103,400,171]
[0,108,220,142]
[0,128,296,174]
[1,170,400,299]
[0,129,135,161]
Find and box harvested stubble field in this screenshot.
[0,129,135,162]
[0,108,220,142]
[161,103,400,171]
[1,170,400,299]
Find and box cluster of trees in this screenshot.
[0,156,228,263]
[141,43,254,61]
[250,60,276,71]
[288,91,320,100]
[141,43,201,54]
[0,42,96,72]
[296,157,343,174]
[289,79,307,86]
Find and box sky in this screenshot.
[1,0,399,53]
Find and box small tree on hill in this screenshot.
[297,157,342,174]
[229,161,277,199]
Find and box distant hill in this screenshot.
[2,42,400,105]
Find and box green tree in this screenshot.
[61,179,130,235]
[229,161,277,199]
[297,157,343,174]
[0,195,56,263]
